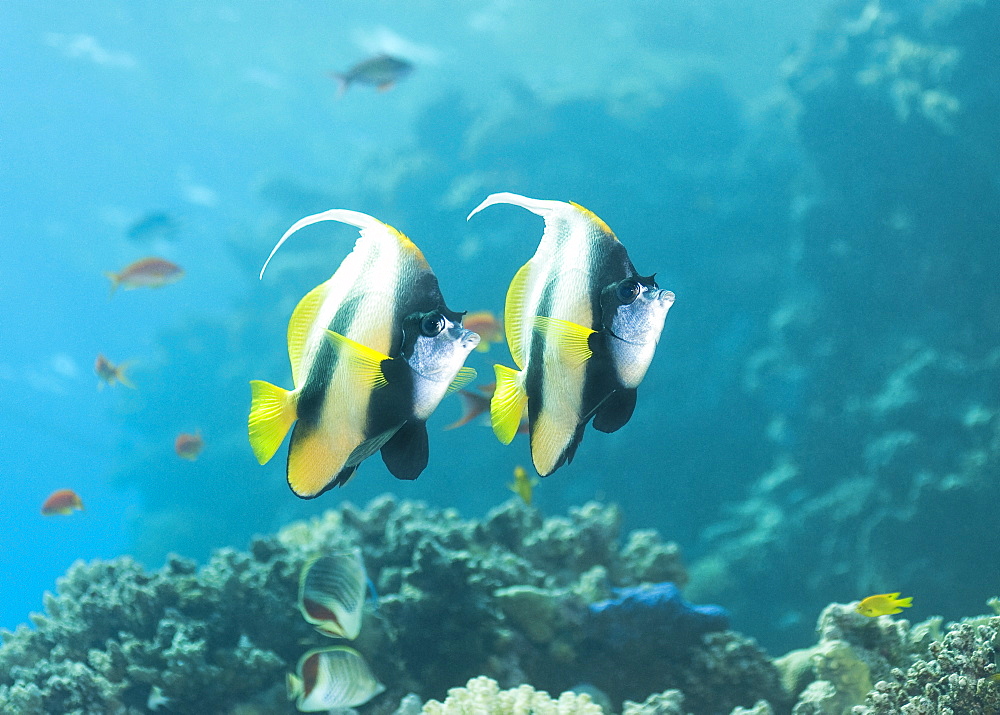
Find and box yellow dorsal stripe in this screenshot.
[569,201,619,239]
[504,261,532,370]
[287,280,330,389]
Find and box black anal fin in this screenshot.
[380,420,429,481]
[592,388,637,434]
[562,422,588,469]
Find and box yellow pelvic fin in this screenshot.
[285,673,302,700]
[446,367,478,395]
[248,380,297,465]
[325,331,389,390]
[287,280,330,389]
[533,315,595,367]
[503,261,532,370]
[491,363,527,445]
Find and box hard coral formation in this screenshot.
[418,675,603,715]
[2,497,772,715]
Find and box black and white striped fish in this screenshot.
[468,193,674,476]
[248,209,479,498]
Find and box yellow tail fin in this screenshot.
[248,380,297,464]
[491,364,527,445]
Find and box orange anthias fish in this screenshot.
[462,311,503,352]
[95,354,134,389]
[445,383,529,433]
[105,257,183,294]
[856,592,913,617]
[174,432,204,460]
[41,489,84,516]
[331,54,413,96]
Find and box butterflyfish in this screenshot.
[856,593,913,617]
[41,489,84,516]
[95,354,134,389]
[105,257,183,295]
[286,646,385,711]
[249,209,479,498]
[174,432,204,460]
[298,549,368,640]
[462,311,504,352]
[331,54,413,96]
[467,193,674,476]
[508,465,539,505]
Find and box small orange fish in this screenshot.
[174,432,204,460]
[856,593,913,617]
[41,489,84,516]
[331,54,413,96]
[95,354,134,389]
[463,311,503,352]
[105,257,183,294]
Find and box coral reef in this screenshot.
[1,497,778,715]
[416,675,603,715]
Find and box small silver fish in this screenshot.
[286,646,385,711]
[331,54,413,96]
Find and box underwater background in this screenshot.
[2,1,999,713]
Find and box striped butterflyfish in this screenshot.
[248,209,479,498]
[468,193,674,476]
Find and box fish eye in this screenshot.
[420,312,446,337]
[616,280,641,305]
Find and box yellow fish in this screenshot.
[508,465,539,505]
[468,193,674,476]
[856,592,913,617]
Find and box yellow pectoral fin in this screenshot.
[446,367,478,396]
[491,363,527,445]
[533,315,595,367]
[248,380,297,464]
[325,330,389,390]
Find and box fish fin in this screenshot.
[248,380,297,464]
[345,426,401,468]
[104,272,120,297]
[443,389,490,430]
[446,367,478,396]
[896,596,913,608]
[330,72,349,97]
[116,363,136,389]
[592,388,637,433]
[380,420,429,481]
[325,331,390,390]
[502,261,532,369]
[287,280,330,388]
[261,208,401,279]
[533,315,595,367]
[286,673,302,700]
[466,192,569,222]
[491,364,527,445]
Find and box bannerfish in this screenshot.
[41,489,84,516]
[508,465,539,505]
[856,592,913,617]
[248,209,479,498]
[174,432,204,460]
[331,54,413,96]
[462,311,503,352]
[286,646,385,711]
[298,549,367,640]
[467,193,674,476]
[95,354,134,389]
[105,257,183,295]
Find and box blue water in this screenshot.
[7,0,994,660]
